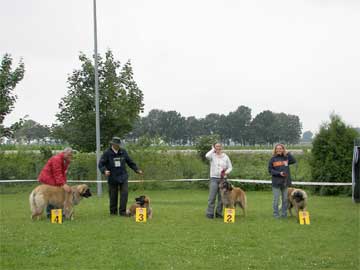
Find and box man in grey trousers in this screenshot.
[205,143,233,219]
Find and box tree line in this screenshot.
[129,107,302,146]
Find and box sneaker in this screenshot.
[215,214,223,218]
[206,214,214,219]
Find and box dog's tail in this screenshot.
[236,192,247,217]
[29,189,45,216]
[29,190,37,212]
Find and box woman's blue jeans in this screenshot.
[272,186,288,217]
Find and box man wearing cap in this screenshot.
[98,137,143,216]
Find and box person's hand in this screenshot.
[137,169,144,175]
[105,170,111,176]
[63,184,71,193]
[280,172,287,177]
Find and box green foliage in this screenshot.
[311,114,358,195]
[226,105,252,144]
[0,54,25,136]
[11,118,50,142]
[302,130,313,142]
[131,106,302,146]
[0,190,358,269]
[0,151,42,180]
[0,144,66,151]
[39,146,53,162]
[0,151,311,187]
[0,54,25,124]
[54,49,144,152]
[194,134,220,163]
[250,110,302,145]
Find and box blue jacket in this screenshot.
[268,153,296,188]
[98,147,139,184]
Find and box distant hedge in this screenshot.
[0,150,311,192]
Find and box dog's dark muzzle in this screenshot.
[82,189,92,198]
[293,192,303,202]
[220,181,232,191]
[135,195,146,206]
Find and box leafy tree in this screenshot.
[0,54,25,136]
[202,113,225,137]
[226,105,252,145]
[273,113,302,144]
[160,110,186,144]
[184,116,204,145]
[302,130,313,142]
[311,114,358,195]
[195,134,220,163]
[12,119,50,143]
[55,50,144,152]
[250,110,277,145]
[140,109,166,138]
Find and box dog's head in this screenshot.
[293,190,304,203]
[135,195,150,206]
[219,181,233,191]
[77,184,92,198]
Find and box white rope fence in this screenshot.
[0,179,352,186]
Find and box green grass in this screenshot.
[1,189,359,270]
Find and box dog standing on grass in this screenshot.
[219,181,247,217]
[29,184,92,220]
[287,187,308,216]
[126,195,153,219]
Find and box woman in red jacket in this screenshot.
[38,147,73,217]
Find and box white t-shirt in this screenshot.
[205,148,233,178]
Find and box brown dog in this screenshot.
[29,184,92,220]
[287,187,308,216]
[126,195,153,219]
[219,181,247,217]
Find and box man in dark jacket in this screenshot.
[268,143,296,218]
[98,137,143,216]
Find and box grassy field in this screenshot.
[0,188,359,270]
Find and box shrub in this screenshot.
[311,114,358,195]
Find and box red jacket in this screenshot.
[38,152,70,186]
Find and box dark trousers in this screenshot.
[108,181,128,215]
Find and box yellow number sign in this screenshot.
[135,208,147,223]
[224,208,235,223]
[51,209,62,224]
[299,211,310,225]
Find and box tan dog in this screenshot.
[29,184,92,220]
[287,187,308,216]
[126,195,153,219]
[219,181,247,217]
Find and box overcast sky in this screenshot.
[1,0,359,133]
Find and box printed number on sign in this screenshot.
[224,208,235,223]
[51,209,62,224]
[135,208,147,223]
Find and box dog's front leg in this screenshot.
[63,201,73,219]
[288,205,293,216]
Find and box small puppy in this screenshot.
[287,187,308,216]
[219,181,247,217]
[29,184,92,220]
[126,195,153,219]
